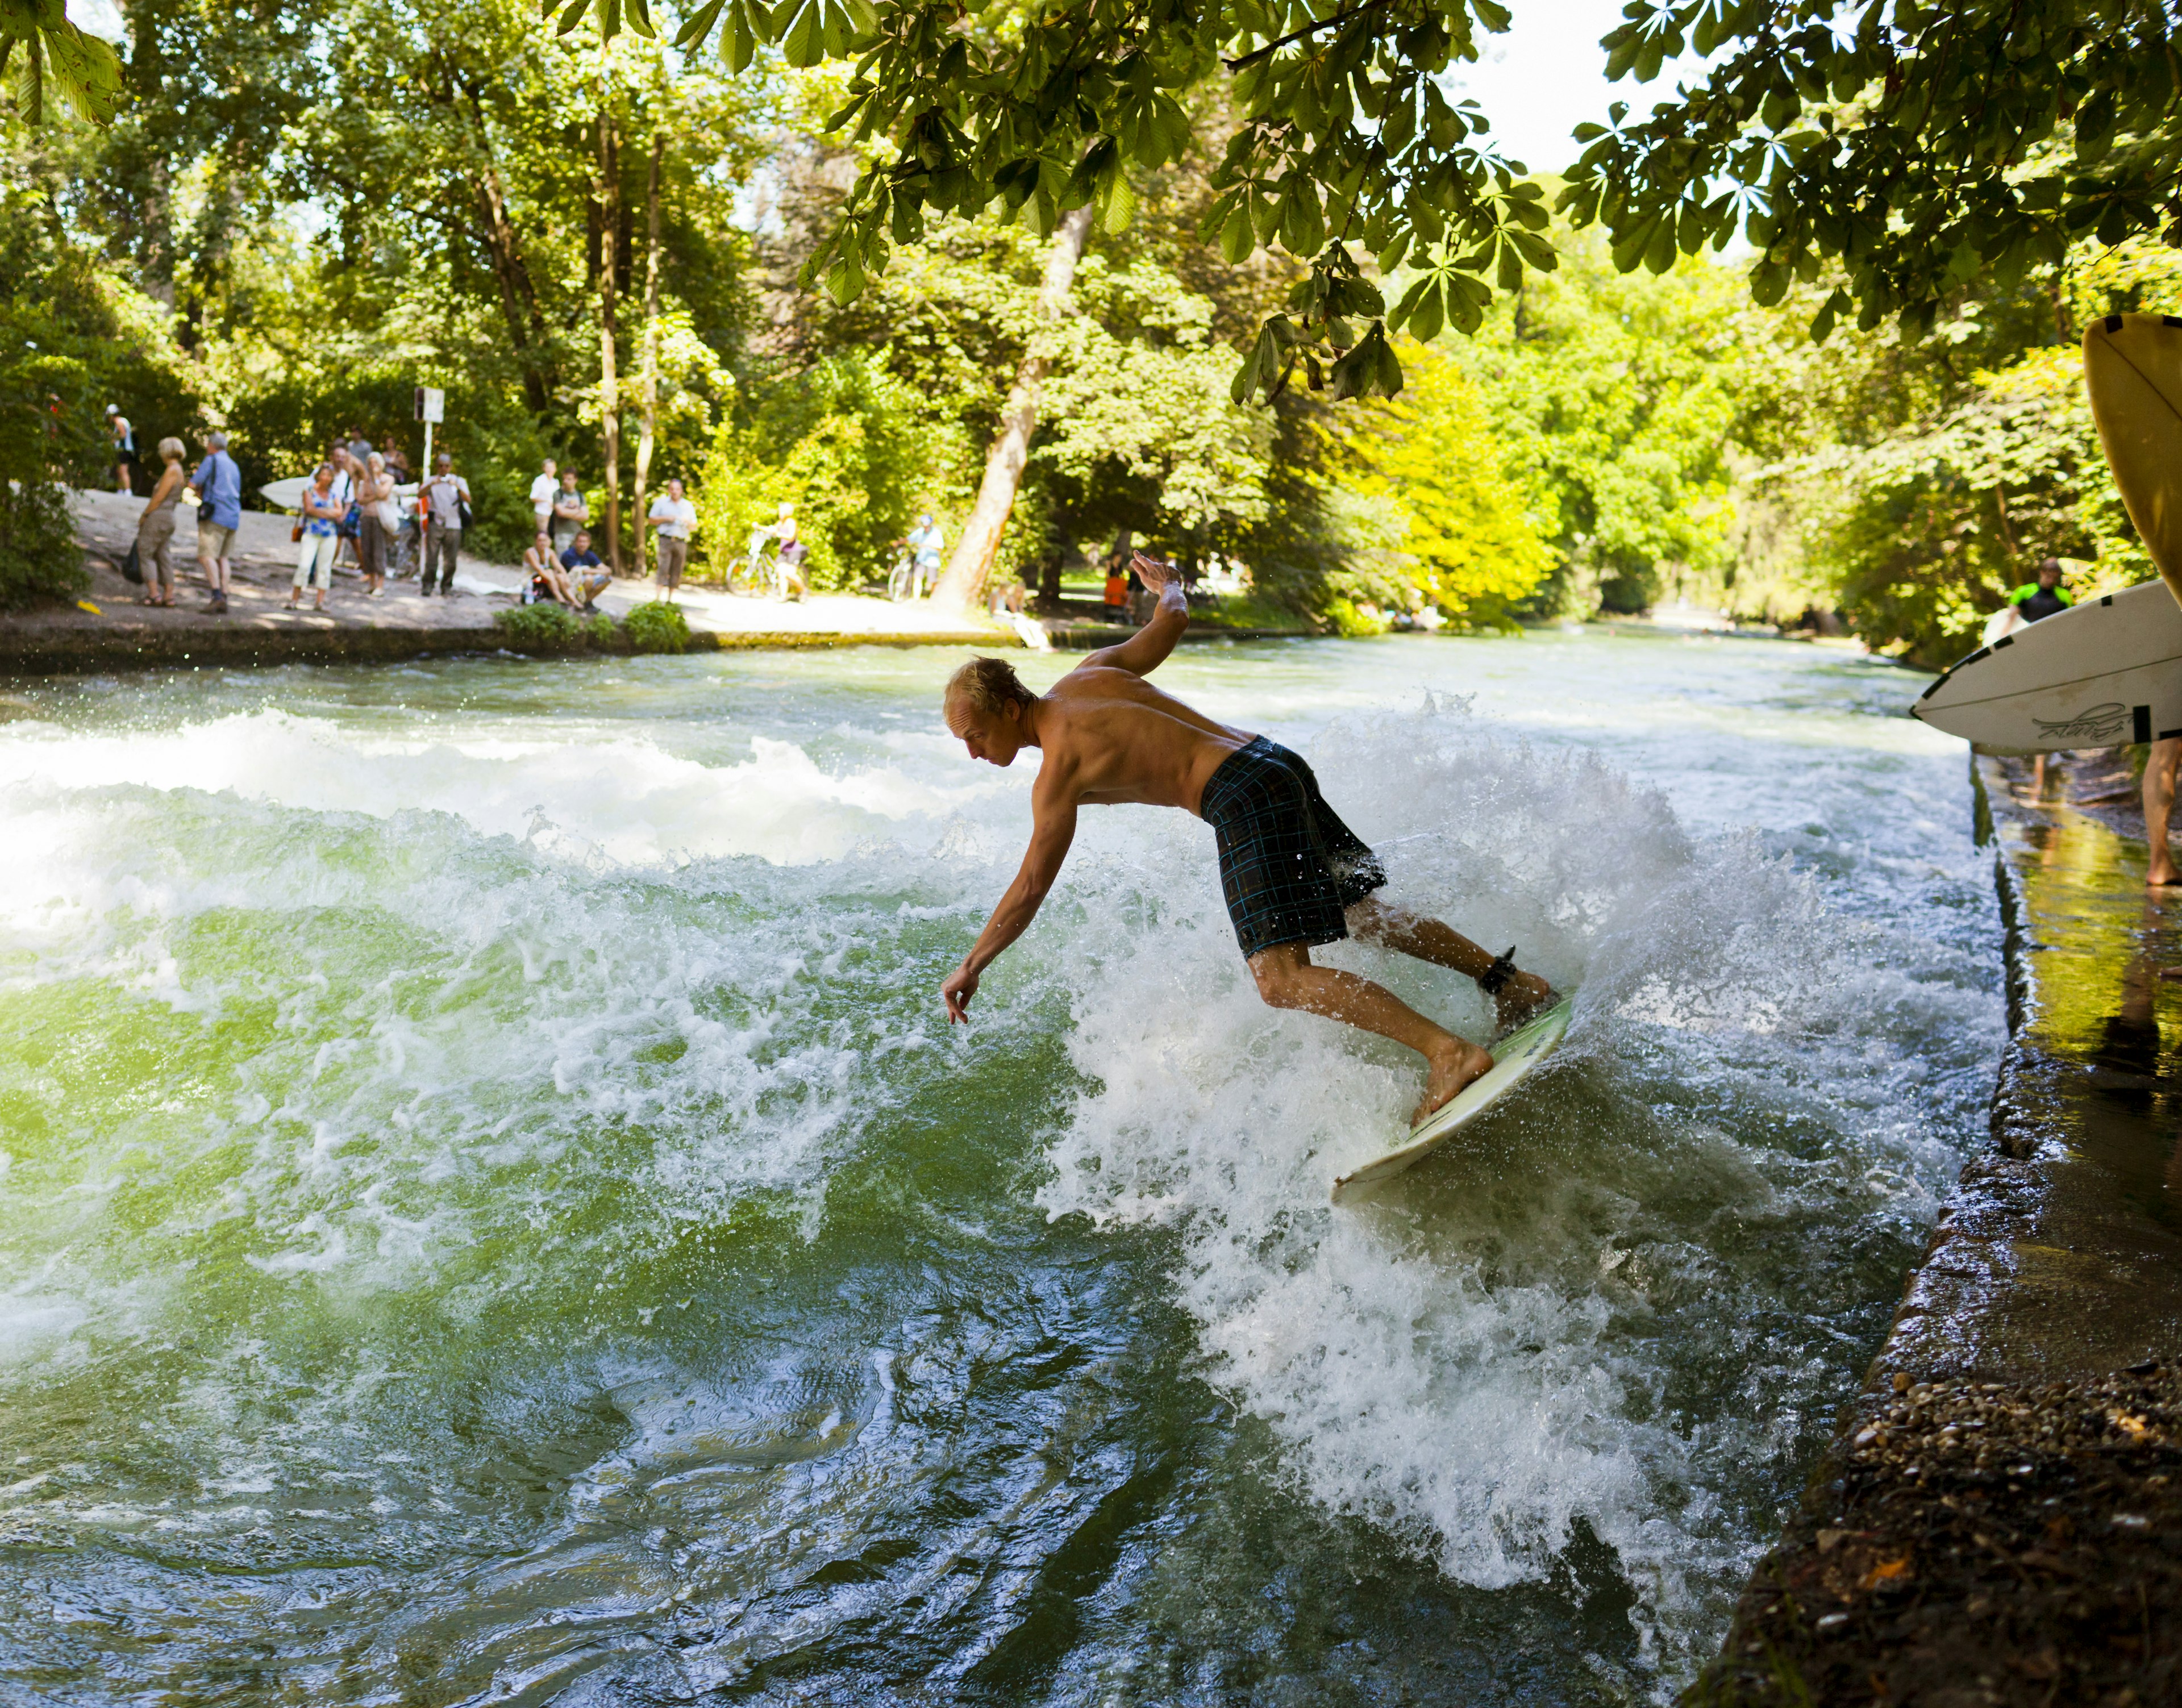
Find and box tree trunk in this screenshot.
[464,85,554,415]
[635,130,664,585]
[596,66,622,574]
[1039,516,1072,610]
[930,205,1094,612]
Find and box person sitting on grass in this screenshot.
[559,531,612,609]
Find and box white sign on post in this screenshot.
[414,386,444,423]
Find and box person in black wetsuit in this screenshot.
[2006,557,2075,623]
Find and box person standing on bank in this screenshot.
[290,463,342,610]
[107,405,135,495]
[134,437,186,607]
[647,477,697,599]
[551,470,588,553]
[357,451,396,598]
[190,430,241,614]
[530,458,559,541]
[420,453,470,597]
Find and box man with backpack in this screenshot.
[420,453,470,597]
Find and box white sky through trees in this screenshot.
[1448,0,1713,175]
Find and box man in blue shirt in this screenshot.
[559,531,611,609]
[190,431,243,614]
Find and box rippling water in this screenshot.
[0,633,2001,1704]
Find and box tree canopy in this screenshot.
[613,0,2182,399]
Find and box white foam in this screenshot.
[0,711,1014,869]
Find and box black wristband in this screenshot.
[1477,946,1519,997]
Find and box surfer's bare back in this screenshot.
[940,553,1556,1126]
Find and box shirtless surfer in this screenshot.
[940,554,1558,1126]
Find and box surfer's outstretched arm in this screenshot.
[1077,555,1187,677]
[942,788,1079,1022]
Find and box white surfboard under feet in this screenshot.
[1912,577,2182,752]
[1330,997,1573,1203]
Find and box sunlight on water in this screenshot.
[0,634,1999,1704]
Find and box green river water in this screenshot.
[0,633,2001,1705]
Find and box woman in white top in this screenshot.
[291,464,344,611]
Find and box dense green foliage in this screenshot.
[7,0,2179,658]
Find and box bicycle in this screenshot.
[886,547,917,603]
[735,531,794,599]
[884,539,939,602]
[385,514,421,581]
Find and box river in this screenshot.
[0,631,2002,1705]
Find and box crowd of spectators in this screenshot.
[107,429,942,616]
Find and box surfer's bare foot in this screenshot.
[1493,969,1558,1035]
[1413,1035,1494,1128]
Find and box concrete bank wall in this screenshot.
[1685,755,2182,1705]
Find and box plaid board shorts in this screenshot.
[1199,736,1386,959]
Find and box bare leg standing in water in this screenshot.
[939,555,1556,1126]
[2145,738,2180,888]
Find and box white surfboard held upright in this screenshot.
[1912,578,2182,752]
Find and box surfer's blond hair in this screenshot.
[945,656,1036,729]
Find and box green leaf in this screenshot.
[1100,169,1136,234]
[673,0,724,48]
[782,0,822,66]
[40,13,119,122]
[1221,200,1254,263]
[721,0,756,71]
[823,255,865,306]
[1410,280,1444,343]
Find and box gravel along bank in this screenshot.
[1691,1365,2180,1706]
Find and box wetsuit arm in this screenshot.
[1079,556,1188,676]
[942,790,1078,1022]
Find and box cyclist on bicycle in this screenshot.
[906,513,946,599]
[768,501,810,600]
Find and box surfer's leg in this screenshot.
[2146,738,2181,887]
[1343,898,1557,1030]
[1248,942,1492,1125]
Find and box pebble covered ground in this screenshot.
[1685,1363,2181,1705]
